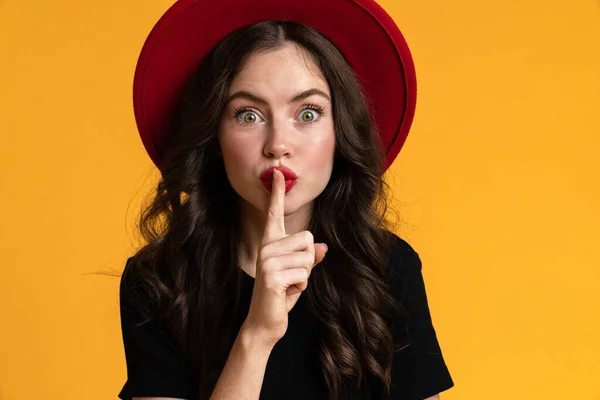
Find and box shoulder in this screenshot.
[384,231,423,284]
[119,256,160,324]
[382,231,429,338]
[382,233,456,397]
[118,257,197,399]
[120,257,144,304]
[386,230,419,256]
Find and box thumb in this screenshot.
[286,243,328,297]
[313,243,328,266]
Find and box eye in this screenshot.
[298,105,325,123]
[233,107,263,124]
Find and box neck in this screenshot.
[237,197,313,277]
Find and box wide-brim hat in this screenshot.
[133,0,417,173]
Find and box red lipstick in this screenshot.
[260,166,298,193]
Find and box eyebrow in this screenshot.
[226,88,331,106]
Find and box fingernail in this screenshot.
[323,243,328,251]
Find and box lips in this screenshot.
[260,166,298,181]
[260,166,298,193]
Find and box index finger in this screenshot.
[262,169,286,243]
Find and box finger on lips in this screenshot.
[263,169,286,245]
[260,168,326,293]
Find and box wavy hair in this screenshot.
[124,21,401,400]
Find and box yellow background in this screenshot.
[1,0,598,398]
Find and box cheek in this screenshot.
[218,134,259,192]
[307,130,336,169]
[300,129,336,195]
[220,134,251,166]
[323,132,336,160]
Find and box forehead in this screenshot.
[229,44,329,93]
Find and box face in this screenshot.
[218,44,336,219]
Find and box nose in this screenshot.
[263,119,295,159]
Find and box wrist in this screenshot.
[239,322,277,354]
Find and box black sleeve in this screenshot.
[118,258,197,400]
[386,234,454,399]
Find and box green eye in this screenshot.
[300,110,316,122]
[243,112,258,124]
[298,105,325,123]
[233,108,261,124]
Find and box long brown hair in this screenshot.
[124,20,402,400]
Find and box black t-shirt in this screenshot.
[118,233,454,399]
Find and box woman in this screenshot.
[119,1,454,399]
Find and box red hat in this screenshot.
[133,0,417,173]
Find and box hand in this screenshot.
[242,169,328,347]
